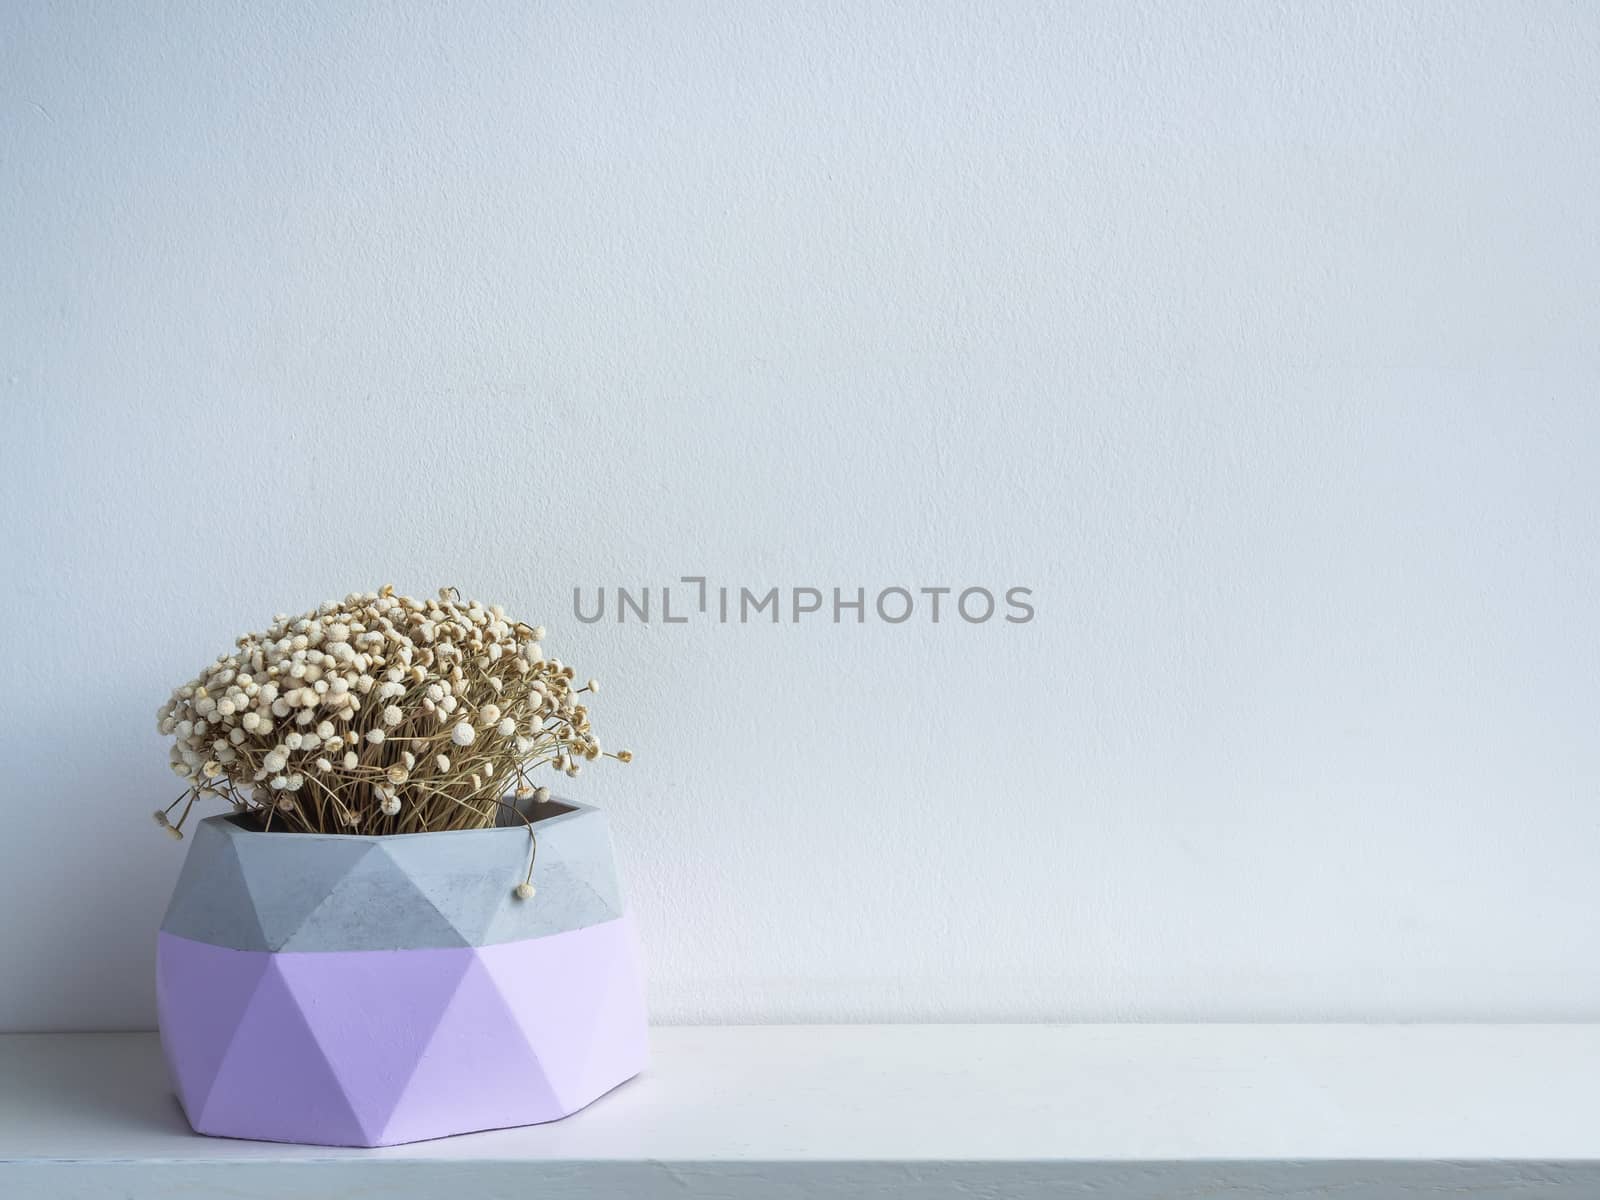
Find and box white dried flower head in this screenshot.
[343,751,359,770]
[386,764,408,785]
[435,754,451,773]
[451,722,476,747]
[497,717,516,737]
[514,882,535,900]
[479,704,502,727]
[380,795,401,817]
[382,705,404,727]
[365,728,385,745]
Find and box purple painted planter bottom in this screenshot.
[156,917,647,1147]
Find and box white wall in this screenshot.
[3,1,1597,1031]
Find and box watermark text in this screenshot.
[574,579,1035,626]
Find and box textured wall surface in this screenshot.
[2,2,1597,1030]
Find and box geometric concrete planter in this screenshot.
[155,800,646,1147]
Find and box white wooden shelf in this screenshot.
[2,1025,1597,1198]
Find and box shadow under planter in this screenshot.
[155,800,647,1147]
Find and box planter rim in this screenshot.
[202,796,594,844]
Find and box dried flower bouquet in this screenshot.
[157,585,629,838]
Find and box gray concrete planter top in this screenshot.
[161,800,624,953]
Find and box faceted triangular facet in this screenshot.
[273,946,475,1143]
[235,837,377,951]
[276,843,470,951]
[161,820,268,950]
[373,831,526,947]
[481,811,624,944]
[197,957,368,1146]
[156,933,273,1121]
[578,924,650,1104]
[478,917,647,1110]
[378,952,563,1144]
